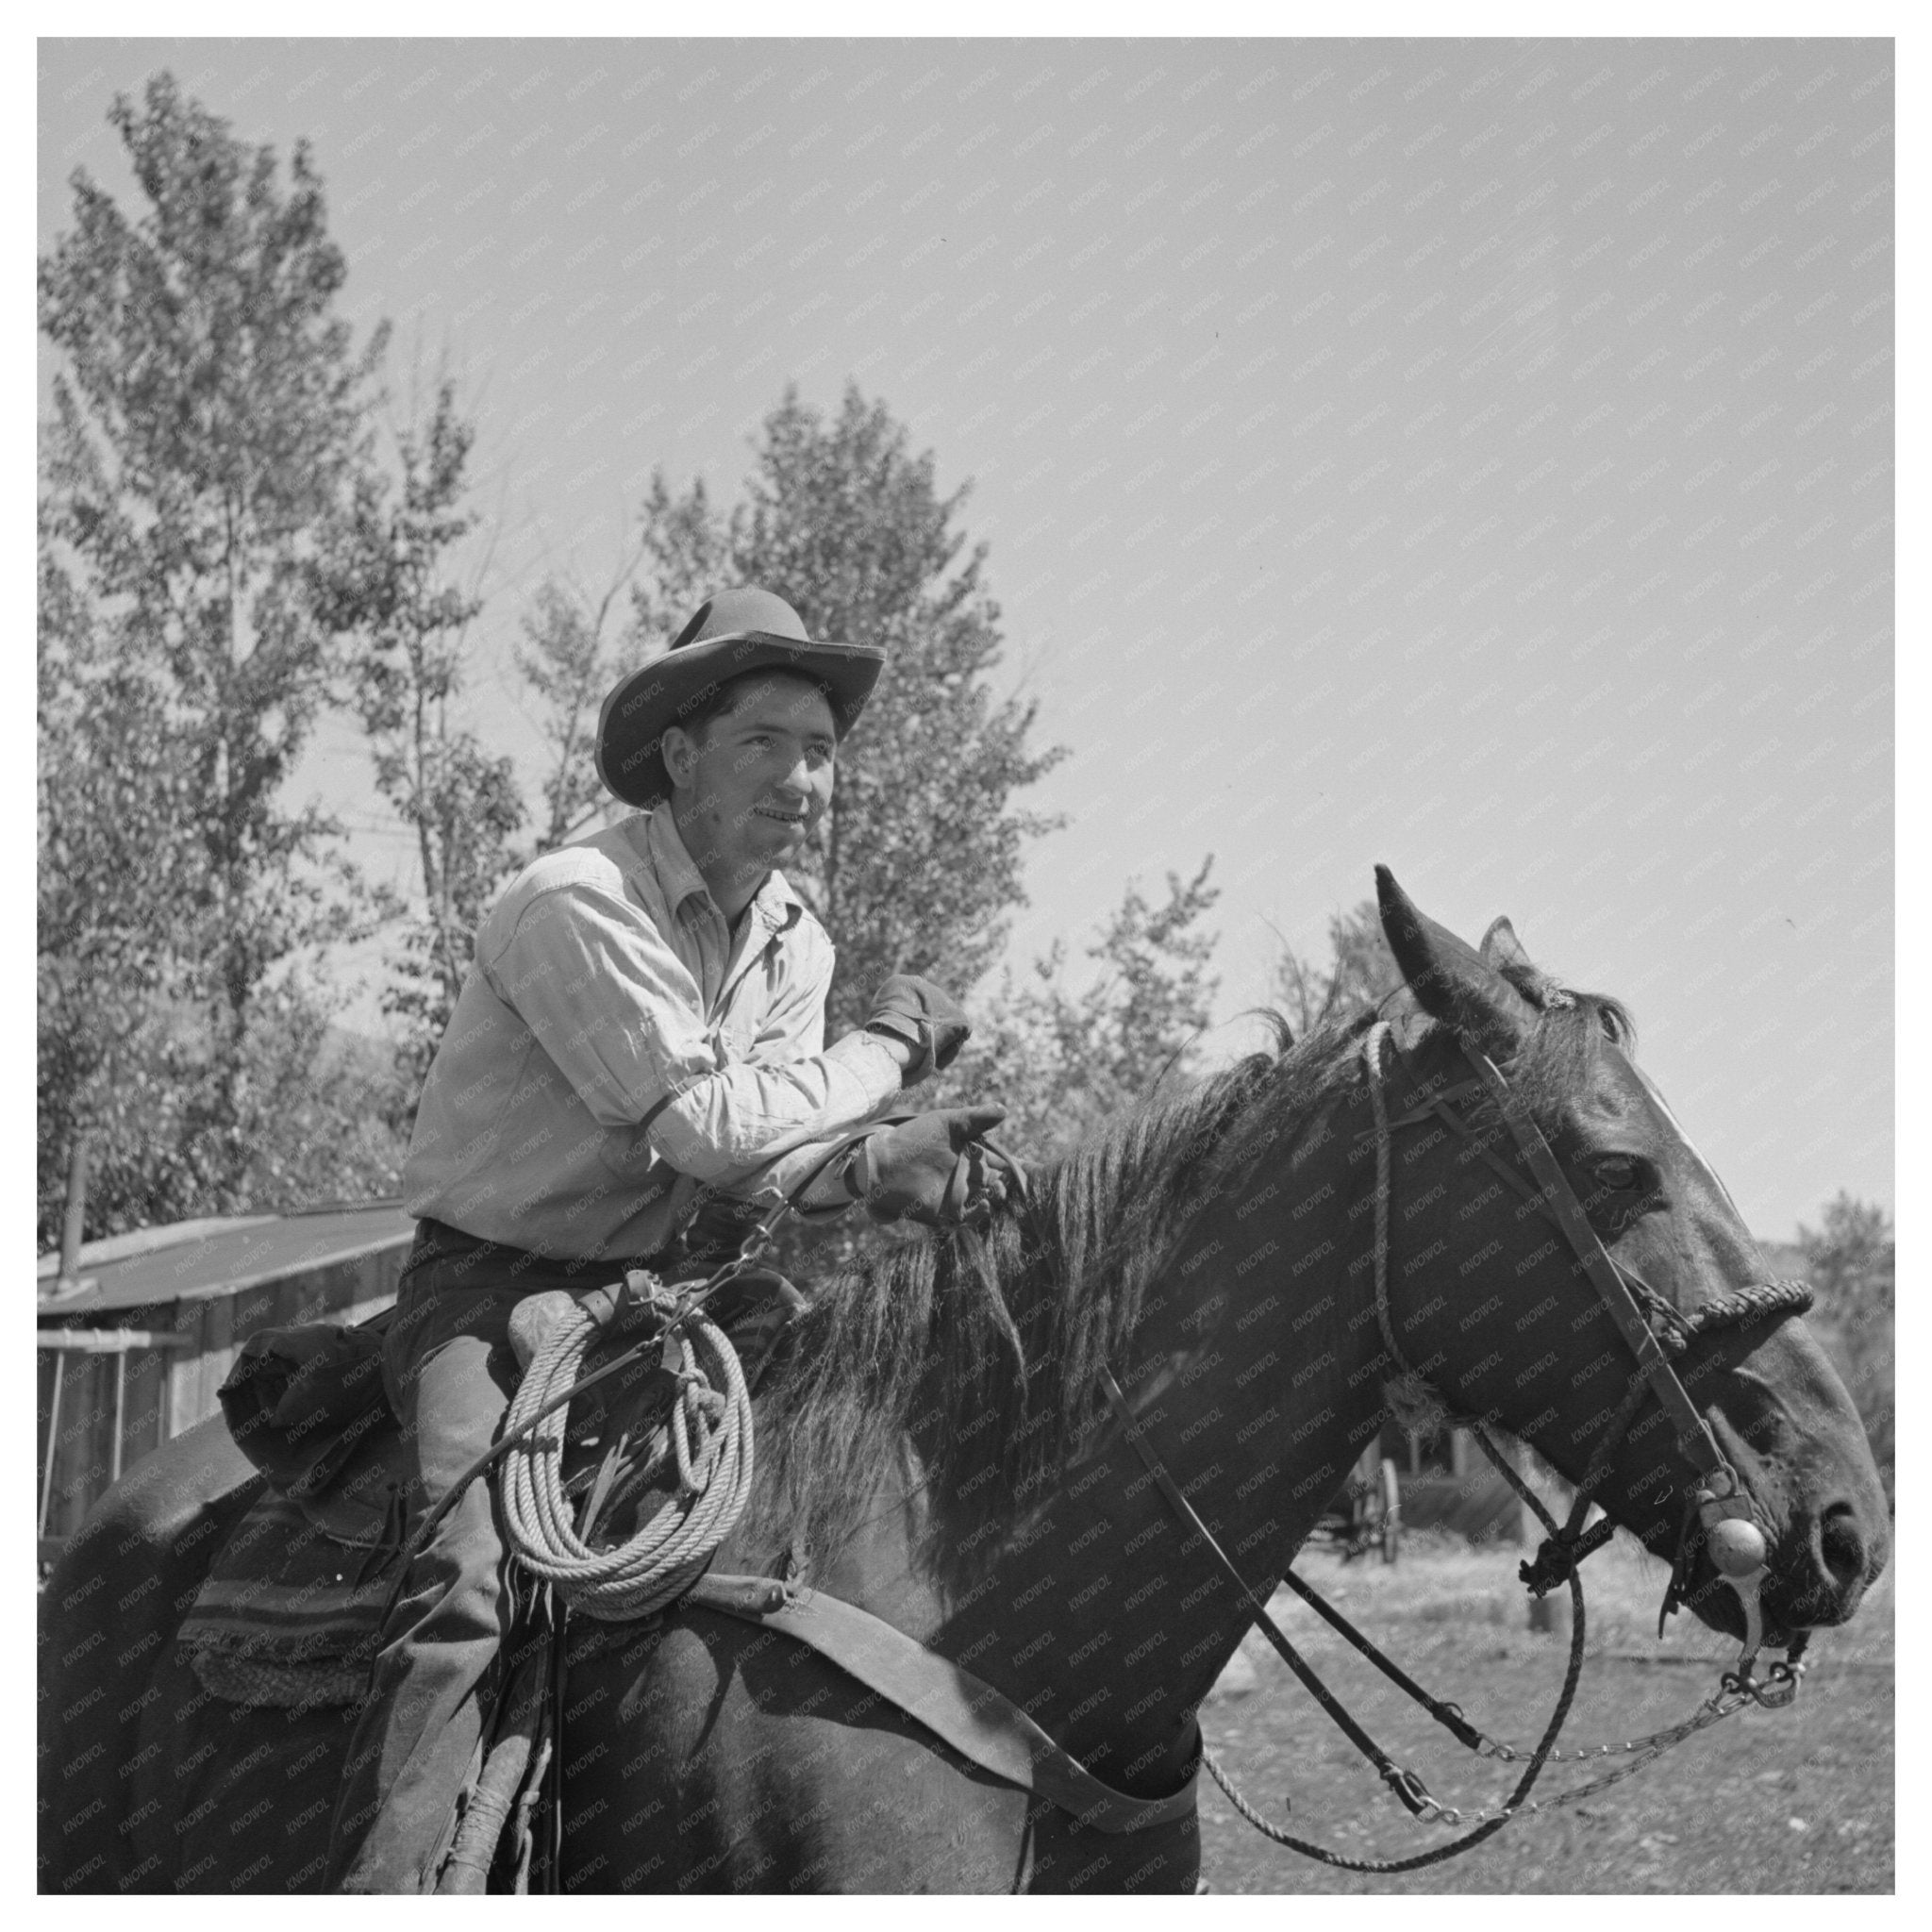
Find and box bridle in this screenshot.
[1100,1012,1818,1870]
[1360,1019,1814,1689]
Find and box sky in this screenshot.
[34,31,1896,1238]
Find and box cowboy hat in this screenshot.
[594,586,886,807]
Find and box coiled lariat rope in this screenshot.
[501,1293,755,1623]
[486,1114,1033,1629]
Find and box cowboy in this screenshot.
[325,586,1010,1892]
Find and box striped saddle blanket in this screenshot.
[176,1320,407,1708]
[175,1457,406,1707]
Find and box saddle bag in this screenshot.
[219,1315,396,1516]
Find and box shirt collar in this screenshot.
[751,865,807,934]
[644,809,806,935]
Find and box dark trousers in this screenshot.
[324,1224,641,1893]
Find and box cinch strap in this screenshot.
[681,1573,1201,1835]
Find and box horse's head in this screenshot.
[1373,866,1888,1644]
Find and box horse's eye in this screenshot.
[1592,1156,1641,1192]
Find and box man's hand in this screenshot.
[843,1107,1018,1228]
[863,974,971,1086]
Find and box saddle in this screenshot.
[175,1269,806,1712]
[173,1264,1205,1888]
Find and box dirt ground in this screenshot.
[1195,1532,1895,1894]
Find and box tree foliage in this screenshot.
[516,570,637,855]
[38,525,218,1240]
[1271,899,1403,1038]
[35,569,410,1239]
[1796,1192,1894,1503]
[37,73,401,1241]
[324,382,525,1083]
[962,862,1222,1158]
[40,74,388,1024]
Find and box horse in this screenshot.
[39,869,1889,1893]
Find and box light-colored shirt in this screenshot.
[404,809,904,1259]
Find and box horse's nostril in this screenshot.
[1819,1502,1867,1590]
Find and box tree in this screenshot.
[39,504,414,1245]
[1796,1192,1894,1503]
[39,72,390,1213]
[516,563,642,855]
[621,385,1067,1031]
[37,522,219,1241]
[624,472,735,662]
[958,861,1222,1159]
[219,972,411,1211]
[323,382,525,1083]
[1272,899,1403,1037]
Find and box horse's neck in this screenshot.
[937,1092,1385,1793]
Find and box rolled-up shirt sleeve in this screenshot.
[482,881,902,1189]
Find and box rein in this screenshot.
[1104,1018,1817,1870]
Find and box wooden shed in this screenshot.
[36,1202,414,1560]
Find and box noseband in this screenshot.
[1360,1021,1814,1694]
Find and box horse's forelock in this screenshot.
[1493,990,1638,1129]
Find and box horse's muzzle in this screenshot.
[1745,1494,1887,1635]
[1793,1495,1886,1624]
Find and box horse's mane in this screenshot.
[749,988,1631,1578]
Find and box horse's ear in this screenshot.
[1480,916,1530,974]
[1481,915,1573,1011]
[1376,866,1536,1057]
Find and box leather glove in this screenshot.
[863,974,972,1084]
[841,1107,1020,1228]
[676,1191,770,1271]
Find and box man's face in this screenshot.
[664,673,838,876]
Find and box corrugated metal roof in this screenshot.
[35,1204,415,1318]
[36,1216,279,1279]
